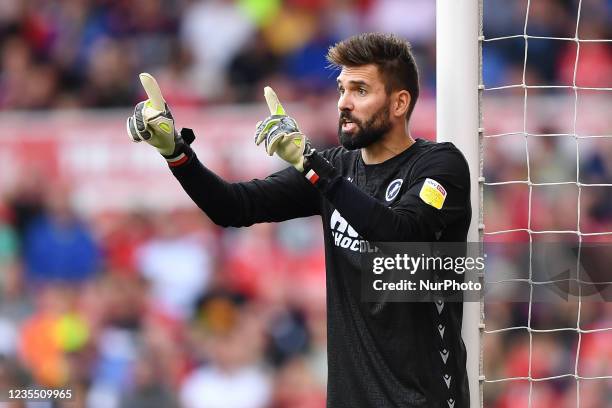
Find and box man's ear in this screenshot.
[393,90,411,118]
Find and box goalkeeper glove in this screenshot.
[254,87,312,172]
[127,73,194,166]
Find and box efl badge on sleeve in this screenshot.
[419,178,447,209]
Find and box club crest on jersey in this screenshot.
[419,178,447,209]
[385,179,403,201]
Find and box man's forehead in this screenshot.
[337,64,381,84]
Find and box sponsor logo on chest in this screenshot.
[329,209,378,252]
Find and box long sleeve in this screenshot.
[306,147,470,242]
[170,147,320,227]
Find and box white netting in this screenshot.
[481,0,611,406]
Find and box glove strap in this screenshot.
[180,128,196,145]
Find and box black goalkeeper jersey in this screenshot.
[171,138,471,408]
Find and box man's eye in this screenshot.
[358,88,367,96]
[338,88,344,95]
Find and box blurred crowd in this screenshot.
[483,301,612,408]
[0,0,611,407]
[0,0,437,110]
[483,0,611,88]
[0,176,328,407]
[0,0,610,111]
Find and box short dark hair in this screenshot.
[327,33,420,121]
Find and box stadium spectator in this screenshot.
[136,211,215,320]
[22,187,100,284]
[180,312,272,408]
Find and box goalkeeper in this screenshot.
[128,33,471,408]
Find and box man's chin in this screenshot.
[339,131,362,150]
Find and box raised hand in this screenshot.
[254,86,311,172]
[127,73,178,157]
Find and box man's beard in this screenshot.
[338,103,392,150]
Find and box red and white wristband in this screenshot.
[165,128,196,168]
[166,152,189,167]
[304,169,320,184]
[302,150,337,188]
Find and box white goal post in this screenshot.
[436,1,483,408]
[437,0,612,407]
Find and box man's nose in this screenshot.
[338,92,353,112]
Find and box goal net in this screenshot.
[480,0,611,407]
